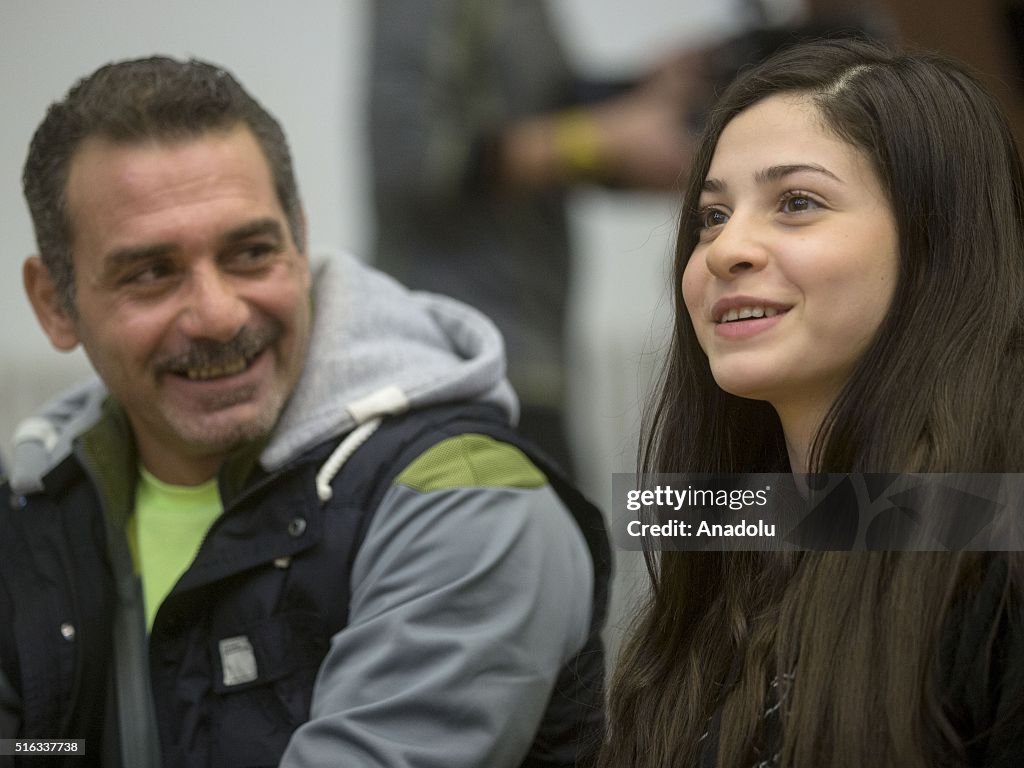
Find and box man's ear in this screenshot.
[296,209,309,257]
[295,210,312,289]
[23,256,80,351]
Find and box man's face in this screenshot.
[52,125,311,483]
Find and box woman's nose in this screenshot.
[702,215,770,280]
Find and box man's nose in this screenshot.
[177,264,249,341]
[703,215,770,280]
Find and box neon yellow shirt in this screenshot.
[128,468,222,630]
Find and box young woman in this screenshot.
[601,39,1024,767]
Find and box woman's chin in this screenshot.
[710,373,777,403]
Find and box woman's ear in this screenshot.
[23,256,81,351]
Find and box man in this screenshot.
[0,58,608,768]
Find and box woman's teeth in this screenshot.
[720,306,780,323]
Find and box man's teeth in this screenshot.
[185,357,249,380]
[721,306,780,323]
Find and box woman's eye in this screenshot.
[699,207,729,229]
[780,193,819,214]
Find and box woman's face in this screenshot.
[682,93,899,417]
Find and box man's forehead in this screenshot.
[63,124,285,257]
[67,122,262,177]
[65,124,274,212]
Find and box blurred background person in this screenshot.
[368,0,700,475]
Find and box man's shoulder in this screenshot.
[8,379,109,496]
[393,433,548,494]
[351,403,608,591]
[325,402,547,506]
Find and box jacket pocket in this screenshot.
[209,611,329,768]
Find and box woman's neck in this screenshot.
[775,398,832,473]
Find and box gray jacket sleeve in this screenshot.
[279,482,593,768]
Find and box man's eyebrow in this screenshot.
[99,219,286,280]
[219,218,285,247]
[101,242,176,278]
[701,163,843,194]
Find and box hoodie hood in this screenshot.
[10,252,518,493]
[262,252,517,469]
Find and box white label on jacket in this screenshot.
[219,636,258,686]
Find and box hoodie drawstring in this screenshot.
[314,386,411,503]
[315,418,383,503]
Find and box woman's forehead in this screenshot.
[703,95,878,194]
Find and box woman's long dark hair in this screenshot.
[601,40,1024,767]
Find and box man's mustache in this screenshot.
[155,323,282,373]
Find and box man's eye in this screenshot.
[232,243,278,267]
[244,244,274,259]
[698,207,729,229]
[122,264,172,285]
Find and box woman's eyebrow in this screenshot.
[701,163,844,193]
[701,177,726,193]
[754,163,843,184]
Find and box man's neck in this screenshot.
[137,447,224,487]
